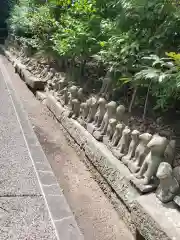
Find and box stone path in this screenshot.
[0,56,83,240]
[1,53,134,240]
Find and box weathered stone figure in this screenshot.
[104,104,125,144]
[80,102,89,121]
[71,99,80,119]
[56,79,68,98]
[44,68,55,82]
[111,123,125,147]
[69,85,78,109]
[86,97,98,123]
[128,133,152,173]
[27,59,36,72]
[37,65,49,79]
[47,72,59,91]
[135,134,168,185]
[98,101,117,134]
[164,139,176,165]
[33,64,43,75]
[87,97,106,134]
[156,162,179,203]
[106,118,118,141]
[99,66,113,96]
[61,87,69,106]
[77,88,85,103]
[93,101,117,141]
[116,105,126,122]
[112,126,131,159]
[93,98,106,127]
[122,130,140,165]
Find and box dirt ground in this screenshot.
[3,56,134,240]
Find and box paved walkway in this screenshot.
[0,57,83,239]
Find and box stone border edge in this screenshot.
[1,53,84,240]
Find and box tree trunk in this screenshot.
[128,87,137,113]
[143,81,152,120]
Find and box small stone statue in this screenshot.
[44,68,55,82]
[93,98,106,127]
[80,102,89,121]
[27,60,36,72]
[77,88,85,103]
[116,105,126,122]
[69,85,78,109]
[128,133,152,173]
[38,65,49,79]
[53,73,60,90]
[98,101,117,134]
[122,130,140,165]
[48,73,59,91]
[33,64,43,75]
[135,134,168,185]
[103,104,126,146]
[103,118,117,146]
[164,140,176,165]
[71,99,80,119]
[86,97,98,123]
[86,97,106,134]
[112,126,131,159]
[111,123,125,147]
[57,79,68,97]
[106,118,117,141]
[156,162,179,203]
[60,87,69,106]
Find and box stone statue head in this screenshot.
[69,85,78,98]
[116,123,124,131]
[122,126,131,136]
[106,101,117,114]
[116,105,125,114]
[131,130,140,140]
[89,96,97,107]
[147,134,168,153]
[116,105,125,121]
[139,133,152,144]
[98,98,106,106]
[156,162,172,179]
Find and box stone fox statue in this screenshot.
[99,66,114,96]
[135,134,168,185]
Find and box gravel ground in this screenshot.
[3,56,134,240]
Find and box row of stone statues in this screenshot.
[12,54,180,206]
[54,83,180,205]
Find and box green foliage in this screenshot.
[7,0,180,115]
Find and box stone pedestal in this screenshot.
[87,123,96,134]
[112,148,125,160]
[130,175,159,193]
[93,130,103,141]
[77,117,86,128]
[103,135,111,148]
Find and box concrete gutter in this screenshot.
[0,56,83,240]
